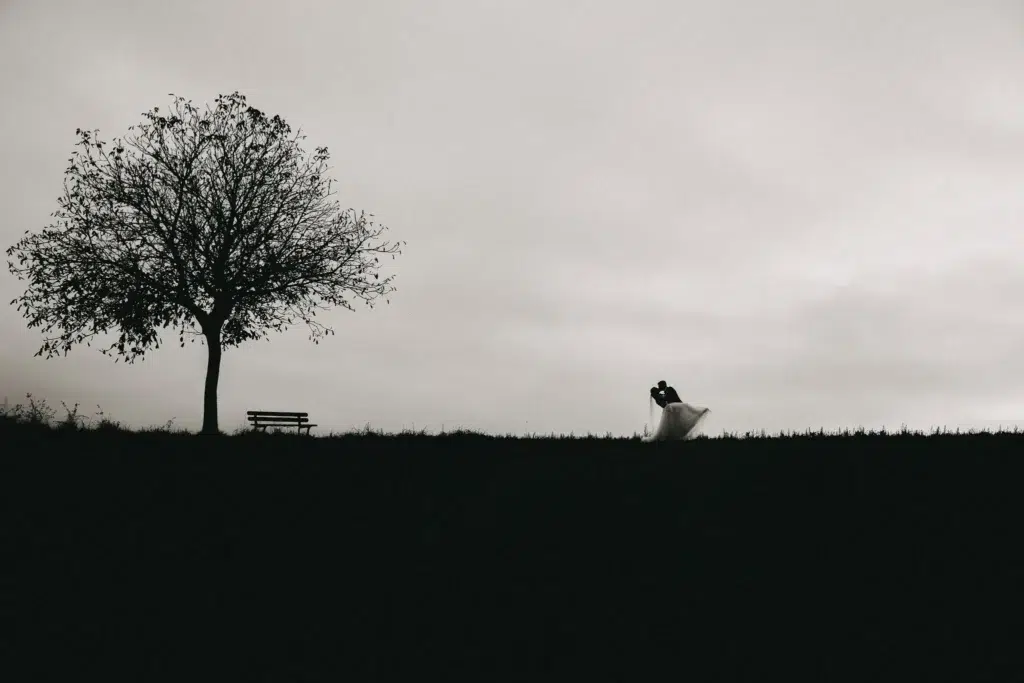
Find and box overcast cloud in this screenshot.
[3,0,1024,436]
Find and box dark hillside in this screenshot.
[4,424,1022,681]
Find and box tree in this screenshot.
[7,92,405,434]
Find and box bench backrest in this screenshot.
[247,411,310,424]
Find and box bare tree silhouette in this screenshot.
[7,92,405,434]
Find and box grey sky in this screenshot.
[3,0,1024,436]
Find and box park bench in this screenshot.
[246,411,317,435]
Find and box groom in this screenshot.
[650,380,682,408]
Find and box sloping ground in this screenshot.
[4,425,1023,682]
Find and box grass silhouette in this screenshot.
[4,393,1023,681]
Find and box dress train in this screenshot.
[643,401,710,442]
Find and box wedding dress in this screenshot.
[644,397,710,442]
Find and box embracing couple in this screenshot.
[645,379,710,442]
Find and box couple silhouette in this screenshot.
[645,379,709,442]
[650,380,682,408]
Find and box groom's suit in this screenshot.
[651,386,682,408]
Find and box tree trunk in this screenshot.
[200,326,223,435]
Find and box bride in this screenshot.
[644,380,710,442]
